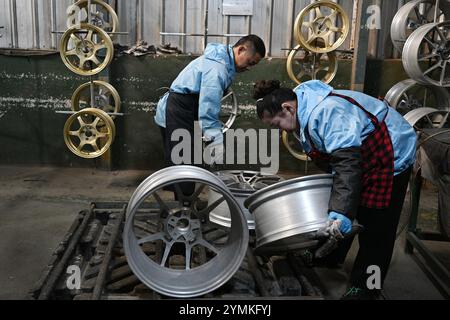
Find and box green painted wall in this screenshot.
[0,53,409,173]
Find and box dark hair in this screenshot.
[253,80,297,119]
[234,35,266,58]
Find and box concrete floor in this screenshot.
[0,165,448,300]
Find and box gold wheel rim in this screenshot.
[60,23,114,76]
[71,80,121,119]
[70,0,119,38]
[64,108,116,159]
[282,131,310,162]
[294,1,350,53]
[287,44,338,85]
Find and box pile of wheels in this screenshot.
[388,0,450,129]
[60,0,121,159]
[123,166,332,298]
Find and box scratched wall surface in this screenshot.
[0,53,410,170]
[0,0,405,58]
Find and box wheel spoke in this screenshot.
[153,192,171,213]
[440,61,447,85]
[185,245,192,270]
[198,195,225,216]
[77,116,86,126]
[137,232,166,245]
[160,241,175,266]
[423,62,441,75]
[196,239,220,255]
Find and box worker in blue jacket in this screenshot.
[253,79,417,300]
[155,35,266,181]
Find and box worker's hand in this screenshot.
[328,211,352,235]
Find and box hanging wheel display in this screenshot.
[294,0,349,54]
[123,166,249,298]
[71,81,121,118]
[402,21,450,87]
[391,0,449,53]
[63,108,116,159]
[385,79,450,114]
[404,107,450,129]
[282,131,310,162]
[287,44,338,84]
[68,0,119,38]
[220,89,238,133]
[60,23,114,76]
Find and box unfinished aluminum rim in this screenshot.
[244,174,333,251]
[208,171,284,230]
[123,166,249,298]
[385,79,450,114]
[404,107,450,129]
[402,21,450,87]
[221,89,238,133]
[391,0,449,53]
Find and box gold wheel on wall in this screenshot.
[282,131,310,162]
[68,0,119,39]
[63,108,116,159]
[287,44,338,85]
[294,1,350,53]
[60,23,114,76]
[71,81,121,119]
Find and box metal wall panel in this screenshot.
[0,0,12,48]
[0,0,414,58]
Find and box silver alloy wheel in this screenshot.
[221,89,239,133]
[244,175,333,253]
[385,79,450,114]
[402,21,450,87]
[123,166,249,298]
[404,107,450,129]
[391,0,449,53]
[208,171,284,230]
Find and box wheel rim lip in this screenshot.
[391,0,438,52]
[71,80,121,117]
[403,21,450,87]
[243,175,333,250]
[403,107,450,127]
[63,108,115,159]
[222,89,238,133]
[244,174,334,211]
[294,2,350,54]
[73,0,119,37]
[385,79,450,111]
[60,23,114,76]
[123,166,249,298]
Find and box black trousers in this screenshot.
[159,92,200,197]
[324,167,412,289]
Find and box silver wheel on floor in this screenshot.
[123,166,249,298]
[404,107,450,129]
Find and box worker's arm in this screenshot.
[198,63,227,144]
[308,104,365,220]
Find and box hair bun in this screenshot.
[253,80,281,100]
